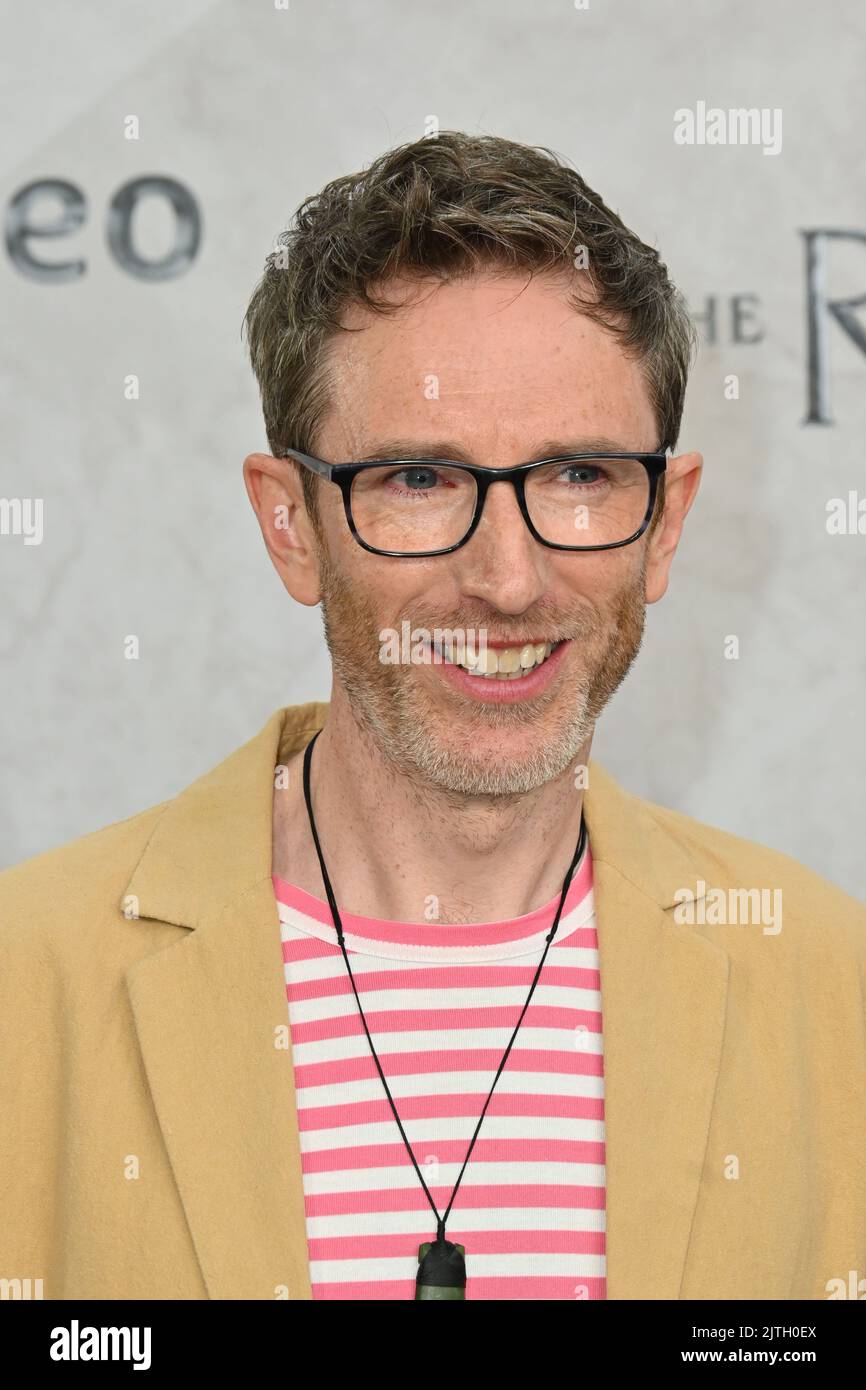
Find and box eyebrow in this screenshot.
[355,435,651,464]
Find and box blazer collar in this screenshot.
[123,702,728,1300]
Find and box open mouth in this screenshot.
[431,639,564,681]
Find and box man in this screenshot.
[1,132,864,1303]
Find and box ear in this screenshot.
[242,452,322,606]
[645,450,703,604]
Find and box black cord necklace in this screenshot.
[301,730,586,1300]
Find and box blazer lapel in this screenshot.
[121,703,728,1302]
[125,877,313,1299]
[584,767,730,1299]
[122,703,329,1300]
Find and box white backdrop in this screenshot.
[2,0,864,898]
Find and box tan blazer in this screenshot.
[1,701,864,1301]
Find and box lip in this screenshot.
[484,638,553,649]
[425,638,571,704]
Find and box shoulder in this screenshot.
[587,761,866,953]
[643,790,866,949]
[0,800,171,960]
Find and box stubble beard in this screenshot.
[315,538,647,799]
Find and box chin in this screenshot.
[404,721,589,799]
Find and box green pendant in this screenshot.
[415,1238,467,1300]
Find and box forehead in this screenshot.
[318,270,657,458]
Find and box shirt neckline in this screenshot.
[272,839,593,960]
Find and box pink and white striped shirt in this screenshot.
[273,840,606,1300]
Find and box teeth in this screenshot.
[459,641,557,678]
[496,648,521,674]
[429,638,562,678]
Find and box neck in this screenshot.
[273,691,591,926]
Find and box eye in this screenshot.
[388,465,441,491]
[536,461,609,488]
[560,463,604,485]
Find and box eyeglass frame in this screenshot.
[281,447,668,558]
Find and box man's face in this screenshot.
[307,270,659,798]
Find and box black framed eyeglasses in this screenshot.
[282,447,667,558]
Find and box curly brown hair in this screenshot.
[243,130,696,527]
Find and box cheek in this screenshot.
[353,551,458,619]
[327,551,423,643]
[554,550,642,610]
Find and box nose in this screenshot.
[455,477,548,613]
